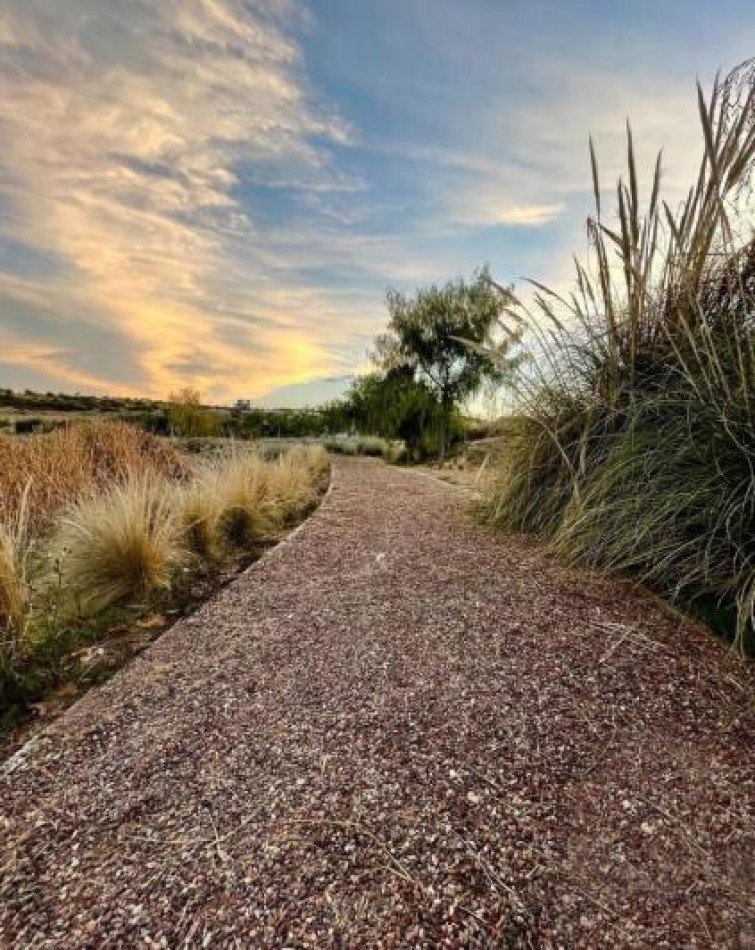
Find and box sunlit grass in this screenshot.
[0,426,330,724]
[56,472,185,612]
[0,486,32,669]
[484,62,755,651]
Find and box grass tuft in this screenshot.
[0,485,33,668]
[212,450,275,547]
[267,444,329,521]
[175,473,225,565]
[56,472,185,612]
[483,61,755,652]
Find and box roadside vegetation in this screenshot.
[0,368,499,465]
[339,268,519,463]
[0,422,329,738]
[482,62,755,652]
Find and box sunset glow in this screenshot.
[0,1,752,404]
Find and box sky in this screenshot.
[0,0,753,406]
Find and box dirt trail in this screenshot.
[1,458,753,946]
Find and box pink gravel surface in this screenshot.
[1,457,753,947]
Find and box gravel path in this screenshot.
[1,458,753,947]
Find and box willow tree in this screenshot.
[376,266,520,462]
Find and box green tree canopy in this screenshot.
[345,370,445,460]
[376,266,521,460]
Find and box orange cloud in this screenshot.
[0,0,354,402]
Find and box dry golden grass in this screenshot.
[0,422,187,537]
[266,444,329,520]
[209,450,277,547]
[55,445,331,613]
[0,435,329,693]
[175,475,225,564]
[175,444,329,561]
[0,485,32,665]
[55,472,186,613]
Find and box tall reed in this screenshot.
[484,62,755,650]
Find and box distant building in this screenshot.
[235,399,252,411]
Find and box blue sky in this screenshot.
[0,0,752,405]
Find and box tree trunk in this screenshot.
[437,397,451,467]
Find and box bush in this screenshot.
[55,473,185,612]
[167,388,223,438]
[484,64,755,651]
[0,422,187,537]
[0,488,32,669]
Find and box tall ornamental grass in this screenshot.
[0,486,32,669]
[484,62,755,651]
[0,422,187,536]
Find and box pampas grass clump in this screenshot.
[57,472,185,612]
[483,62,755,651]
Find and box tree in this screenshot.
[376,266,520,462]
[345,370,444,460]
[167,387,221,438]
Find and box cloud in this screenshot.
[2,0,753,403]
[0,0,357,400]
[454,200,566,229]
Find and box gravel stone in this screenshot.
[1,458,753,946]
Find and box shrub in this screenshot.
[0,486,32,668]
[167,387,222,438]
[56,473,185,612]
[483,64,755,651]
[0,422,187,537]
[211,451,276,547]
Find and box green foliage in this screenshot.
[484,63,755,652]
[377,266,522,460]
[344,370,455,461]
[226,401,350,440]
[167,387,222,438]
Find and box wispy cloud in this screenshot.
[0,0,358,399]
[0,0,752,403]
